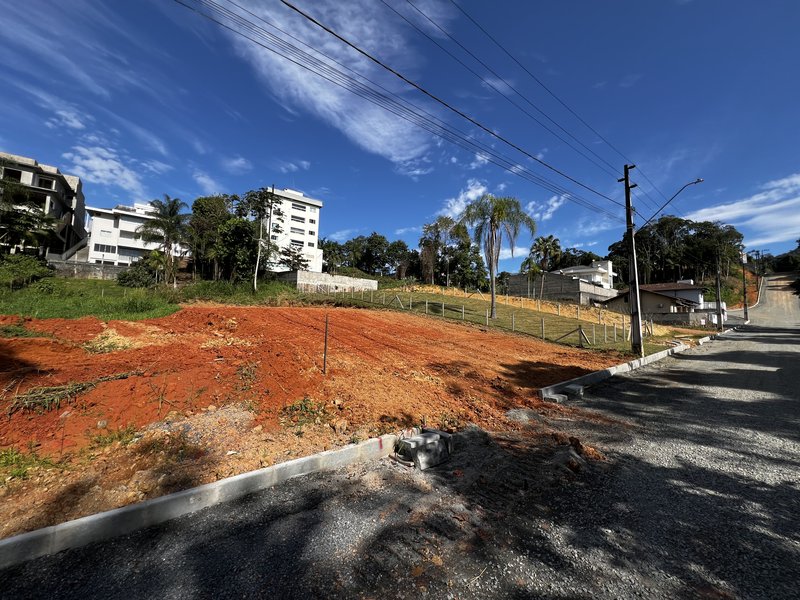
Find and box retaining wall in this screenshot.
[278,270,379,292]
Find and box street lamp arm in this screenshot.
[638,178,704,231]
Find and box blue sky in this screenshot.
[2,0,799,268]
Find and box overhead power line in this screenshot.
[382,0,621,180]
[279,0,624,208]
[446,0,670,210]
[170,0,625,222]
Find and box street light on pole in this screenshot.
[638,178,704,231]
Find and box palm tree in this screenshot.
[460,194,536,318]
[137,194,188,288]
[519,255,541,298]
[530,235,561,299]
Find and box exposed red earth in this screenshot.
[1,306,624,538]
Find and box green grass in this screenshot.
[299,288,702,357]
[89,424,138,448]
[174,279,299,305]
[0,447,56,481]
[0,319,46,338]
[0,278,178,321]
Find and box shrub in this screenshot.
[0,254,53,289]
[117,261,157,288]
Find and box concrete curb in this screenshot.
[0,434,397,570]
[538,344,689,399]
[538,325,742,399]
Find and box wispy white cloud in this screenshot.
[222,155,253,175]
[327,228,359,242]
[278,160,311,174]
[9,82,91,131]
[395,226,421,235]
[438,179,488,219]
[469,152,490,170]
[685,173,800,248]
[139,159,173,175]
[499,246,528,260]
[222,1,455,168]
[526,195,567,222]
[193,170,222,195]
[62,145,146,199]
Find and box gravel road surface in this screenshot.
[2,276,798,599]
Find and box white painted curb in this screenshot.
[0,434,397,570]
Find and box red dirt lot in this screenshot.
[0,306,624,538]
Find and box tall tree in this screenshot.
[319,238,344,274]
[529,235,561,298]
[460,194,536,318]
[136,194,188,288]
[240,188,283,291]
[530,235,562,271]
[188,195,233,280]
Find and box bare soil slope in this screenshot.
[0,306,623,538]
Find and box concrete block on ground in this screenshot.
[541,393,567,404]
[396,429,453,470]
[563,384,584,399]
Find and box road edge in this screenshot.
[0,434,397,570]
[539,327,738,400]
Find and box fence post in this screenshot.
[577,304,580,320]
[614,323,617,342]
[410,294,413,310]
[425,300,428,314]
[462,305,465,320]
[592,324,596,345]
[370,290,373,303]
[604,324,607,343]
[578,324,584,347]
[382,292,385,305]
[557,304,561,316]
[323,314,329,375]
[538,299,541,312]
[485,309,489,326]
[512,313,515,332]
[541,318,545,340]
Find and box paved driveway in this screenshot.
[2,277,798,599]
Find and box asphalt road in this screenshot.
[1,276,798,599]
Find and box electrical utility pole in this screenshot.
[620,164,644,357]
[715,249,724,331]
[741,251,749,322]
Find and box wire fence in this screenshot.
[299,287,663,354]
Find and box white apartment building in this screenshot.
[0,152,87,255]
[85,202,166,265]
[267,188,323,272]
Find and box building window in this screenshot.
[308,242,314,247]
[94,243,116,253]
[290,227,305,235]
[309,206,317,213]
[290,215,305,223]
[290,239,304,247]
[308,231,315,236]
[2,168,22,182]
[38,177,54,189]
[101,229,112,235]
[291,203,306,212]
[309,218,316,224]
[271,235,278,240]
